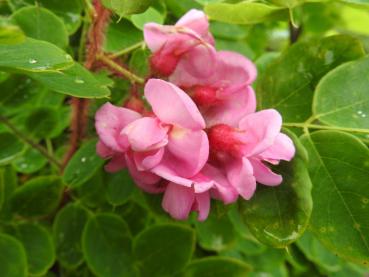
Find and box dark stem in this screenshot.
[0,116,62,169]
[63,0,111,170]
[289,21,302,44]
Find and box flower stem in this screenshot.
[283,122,369,134]
[97,54,145,84]
[108,41,145,59]
[0,116,62,169]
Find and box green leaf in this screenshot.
[53,203,90,269]
[0,166,17,221]
[24,107,59,139]
[313,56,369,130]
[133,224,195,276]
[184,257,251,277]
[82,213,134,277]
[108,0,153,16]
[7,0,83,34]
[12,147,47,174]
[164,0,202,17]
[106,170,135,206]
[195,204,236,251]
[300,131,369,264]
[0,38,73,73]
[29,63,111,98]
[11,6,68,48]
[0,233,27,277]
[130,7,164,31]
[10,175,64,218]
[210,21,248,40]
[63,139,105,188]
[256,35,365,123]
[0,19,25,44]
[239,129,313,247]
[205,2,288,25]
[129,48,150,77]
[0,132,25,166]
[12,223,55,276]
[297,231,342,273]
[104,19,142,53]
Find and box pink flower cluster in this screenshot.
[95,10,295,221]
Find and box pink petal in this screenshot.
[105,155,126,173]
[175,9,210,40]
[214,51,257,87]
[95,103,141,152]
[249,158,282,186]
[260,133,295,162]
[201,164,238,204]
[125,152,162,193]
[143,23,171,52]
[239,109,282,156]
[191,173,214,193]
[122,117,168,152]
[96,140,114,158]
[205,86,256,127]
[151,163,193,187]
[167,128,209,177]
[133,148,164,171]
[145,79,205,130]
[192,191,210,221]
[162,183,195,220]
[226,158,256,200]
[179,43,217,78]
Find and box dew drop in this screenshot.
[81,157,86,163]
[75,78,85,84]
[65,54,73,61]
[20,163,28,168]
[29,58,37,64]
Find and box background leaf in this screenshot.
[0,233,27,277]
[301,131,369,263]
[314,56,369,130]
[82,213,134,277]
[133,224,196,276]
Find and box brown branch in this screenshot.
[62,0,111,170]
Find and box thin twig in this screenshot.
[0,116,62,169]
[108,41,145,59]
[97,54,145,84]
[283,122,369,134]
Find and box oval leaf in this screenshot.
[184,257,251,277]
[12,223,55,276]
[29,63,110,98]
[53,203,90,268]
[256,35,365,123]
[63,139,105,188]
[10,175,64,218]
[205,2,287,25]
[0,132,25,166]
[82,213,134,277]
[0,233,27,277]
[314,55,369,130]
[301,131,369,264]
[11,6,68,48]
[0,38,73,73]
[133,224,195,276]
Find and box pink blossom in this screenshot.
[170,50,257,127]
[144,9,216,77]
[95,79,211,213]
[207,109,295,200]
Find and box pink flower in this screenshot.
[144,9,216,77]
[170,50,257,127]
[95,78,209,194]
[207,109,295,200]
